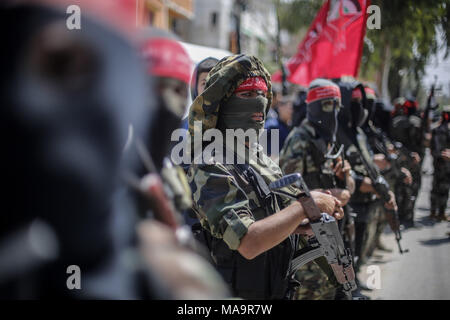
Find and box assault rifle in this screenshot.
[368,125,406,181]
[124,138,196,248]
[269,173,356,299]
[420,77,440,149]
[353,142,409,254]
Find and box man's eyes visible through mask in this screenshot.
[235,90,267,99]
[321,99,336,112]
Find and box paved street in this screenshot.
[359,149,450,300]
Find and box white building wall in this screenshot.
[179,0,233,51]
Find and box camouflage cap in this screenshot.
[187,54,272,150]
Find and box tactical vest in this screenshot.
[391,114,423,155]
[339,128,376,204]
[197,164,298,300]
[432,122,450,169]
[303,134,337,190]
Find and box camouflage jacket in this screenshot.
[338,127,377,204]
[431,121,450,168]
[186,55,338,299]
[280,120,339,190]
[186,55,286,250]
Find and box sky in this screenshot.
[422,30,450,97]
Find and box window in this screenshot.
[211,12,218,27]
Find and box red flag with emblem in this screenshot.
[273,0,370,87]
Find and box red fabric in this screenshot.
[352,88,363,99]
[364,87,376,99]
[234,76,268,93]
[141,38,192,84]
[272,0,370,87]
[306,85,341,103]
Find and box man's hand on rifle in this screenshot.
[292,191,344,235]
[333,157,351,181]
[311,190,345,220]
[383,190,398,211]
[411,152,421,165]
[373,154,390,171]
[441,149,450,161]
[401,167,412,185]
[329,188,351,207]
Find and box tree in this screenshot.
[361,0,450,103]
[277,0,450,103]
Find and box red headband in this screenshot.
[352,88,362,100]
[141,38,192,84]
[364,87,376,99]
[306,85,341,103]
[234,76,268,93]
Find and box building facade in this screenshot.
[136,0,194,34]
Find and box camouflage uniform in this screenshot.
[337,127,380,268]
[390,112,423,222]
[280,120,341,300]
[186,55,338,299]
[430,118,450,215]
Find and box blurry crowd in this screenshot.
[1,0,448,301]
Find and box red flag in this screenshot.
[273,0,370,87]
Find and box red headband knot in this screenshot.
[234,76,268,93]
[306,85,341,103]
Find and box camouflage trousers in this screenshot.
[430,161,450,214]
[295,262,336,300]
[352,202,379,270]
[396,161,421,222]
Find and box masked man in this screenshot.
[336,79,397,287]
[280,79,356,300]
[390,98,423,226]
[430,106,450,221]
[187,55,344,299]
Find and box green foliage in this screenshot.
[277,0,450,98]
[277,0,325,33]
[362,0,450,97]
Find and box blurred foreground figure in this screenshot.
[0,0,175,298]
[123,28,230,299]
[430,106,450,221]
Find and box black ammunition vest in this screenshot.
[194,164,298,300]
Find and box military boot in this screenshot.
[437,212,450,222]
[429,210,437,220]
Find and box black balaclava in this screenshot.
[373,99,394,134]
[292,89,308,128]
[306,78,341,143]
[190,57,219,101]
[363,86,377,125]
[336,80,368,131]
